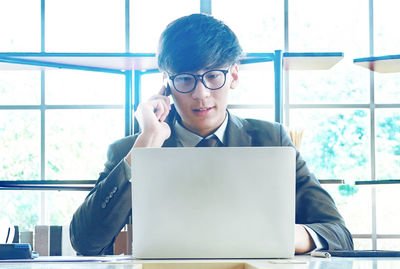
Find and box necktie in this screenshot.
[196,135,220,147]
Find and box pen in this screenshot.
[310,251,331,258]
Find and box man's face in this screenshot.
[167,64,239,137]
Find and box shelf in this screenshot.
[0,53,156,73]
[318,179,345,184]
[353,54,400,73]
[0,180,96,191]
[0,52,343,72]
[355,179,400,185]
[239,53,275,64]
[0,52,276,73]
[2,179,400,190]
[283,52,344,70]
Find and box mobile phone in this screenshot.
[165,83,171,96]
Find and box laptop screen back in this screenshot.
[131,147,296,259]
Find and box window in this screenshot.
[130,0,199,53]
[0,0,127,231]
[0,0,40,52]
[287,0,400,249]
[1,0,399,250]
[0,0,203,234]
[45,0,125,52]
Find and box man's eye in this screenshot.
[176,76,193,83]
[206,73,220,80]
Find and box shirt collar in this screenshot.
[174,112,228,147]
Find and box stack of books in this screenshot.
[12,225,75,256]
[12,224,132,256]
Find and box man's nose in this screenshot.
[191,79,210,99]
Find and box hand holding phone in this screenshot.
[125,83,172,165]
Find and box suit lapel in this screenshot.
[225,112,252,146]
[163,135,178,147]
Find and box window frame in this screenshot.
[1,0,399,249]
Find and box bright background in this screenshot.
[1,0,400,250]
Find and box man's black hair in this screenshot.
[157,13,243,74]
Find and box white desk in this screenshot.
[1,255,400,268]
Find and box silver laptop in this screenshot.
[131,147,296,259]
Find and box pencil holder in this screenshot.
[286,127,304,149]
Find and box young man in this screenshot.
[70,13,353,256]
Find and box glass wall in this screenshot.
[1,0,400,249]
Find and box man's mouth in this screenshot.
[193,106,215,113]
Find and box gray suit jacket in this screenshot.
[70,107,353,255]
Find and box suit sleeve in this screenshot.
[278,125,354,250]
[69,136,135,256]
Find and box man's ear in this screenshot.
[230,63,239,89]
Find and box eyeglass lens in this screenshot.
[173,70,227,92]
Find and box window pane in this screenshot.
[229,63,274,105]
[290,0,368,56]
[213,0,283,52]
[0,71,41,105]
[289,60,369,104]
[289,109,370,180]
[354,238,372,250]
[47,191,88,226]
[377,239,400,251]
[46,0,125,52]
[130,0,199,52]
[0,191,39,231]
[324,185,371,235]
[140,73,164,103]
[0,0,40,51]
[46,70,125,105]
[375,73,400,104]
[374,1,400,55]
[375,109,400,179]
[376,186,400,235]
[289,0,369,104]
[46,109,124,180]
[0,110,40,180]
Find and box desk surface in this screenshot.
[1,255,400,268]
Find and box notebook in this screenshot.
[131,146,296,259]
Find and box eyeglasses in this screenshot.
[169,69,230,93]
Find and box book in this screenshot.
[12,226,19,243]
[50,226,62,256]
[20,231,33,247]
[34,225,49,256]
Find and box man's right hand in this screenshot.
[124,86,172,166]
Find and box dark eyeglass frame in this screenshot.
[168,69,230,94]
